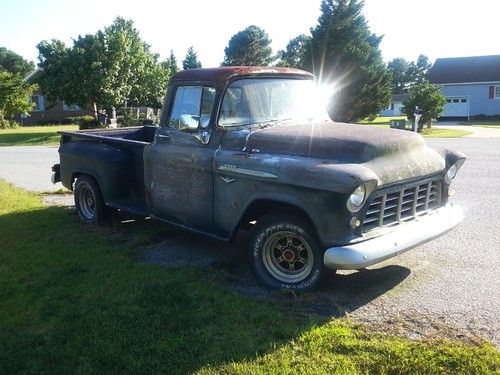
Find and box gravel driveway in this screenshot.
[0,137,498,344]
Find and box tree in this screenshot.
[222,25,274,66]
[302,0,391,122]
[407,54,431,87]
[0,69,36,127]
[277,34,310,68]
[162,50,179,76]
[37,17,168,120]
[0,47,34,77]
[402,81,445,131]
[182,46,202,70]
[387,57,410,94]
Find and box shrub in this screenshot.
[66,116,100,130]
[0,111,20,129]
[0,118,20,129]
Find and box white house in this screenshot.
[428,55,500,120]
[380,94,407,117]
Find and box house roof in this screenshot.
[23,67,44,83]
[170,66,313,86]
[428,55,500,84]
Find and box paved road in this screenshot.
[0,137,499,344]
[0,146,63,192]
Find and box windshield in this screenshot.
[218,78,330,127]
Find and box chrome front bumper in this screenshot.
[324,204,464,270]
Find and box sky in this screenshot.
[0,0,499,68]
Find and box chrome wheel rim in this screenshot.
[78,184,96,219]
[262,231,314,283]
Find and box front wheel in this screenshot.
[248,211,325,291]
[74,175,106,225]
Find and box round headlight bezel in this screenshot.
[445,163,458,183]
[347,184,367,212]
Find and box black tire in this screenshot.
[248,210,325,291]
[74,175,106,226]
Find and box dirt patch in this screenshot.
[42,193,74,207]
[139,232,494,346]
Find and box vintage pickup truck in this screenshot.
[52,66,465,291]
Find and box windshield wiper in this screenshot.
[256,118,292,129]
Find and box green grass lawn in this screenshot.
[359,116,407,125]
[0,125,78,146]
[359,122,471,138]
[0,181,498,374]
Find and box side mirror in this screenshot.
[178,114,199,132]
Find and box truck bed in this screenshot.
[58,126,157,216]
[58,125,157,145]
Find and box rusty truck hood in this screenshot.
[244,122,445,184]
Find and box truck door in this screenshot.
[144,85,217,231]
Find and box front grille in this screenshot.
[362,179,442,232]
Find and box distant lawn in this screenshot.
[358,121,471,138]
[359,116,406,125]
[0,125,78,146]
[473,124,500,129]
[420,128,472,138]
[1,180,499,374]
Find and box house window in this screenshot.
[452,98,459,103]
[390,103,394,110]
[495,86,500,99]
[30,95,45,112]
[63,101,81,111]
[446,99,451,103]
[461,98,467,103]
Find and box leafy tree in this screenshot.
[0,47,34,77]
[0,69,36,127]
[182,46,202,70]
[162,50,179,76]
[387,57,411,94]
[402,81,446,131]
[277,34,310,68]
[407,54,431,87]
[37,17,168,120]
[302,0,391,122]
[222,25,274,66]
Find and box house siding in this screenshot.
[16,91,94,125]
[380,101,404,117]
[441,83,500,116]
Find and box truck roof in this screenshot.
[170,66,314,86]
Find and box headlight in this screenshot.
[347,184,366,212]
[445,164,458,183]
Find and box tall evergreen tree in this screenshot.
[303,0,391,122]
[222,25,273,66]
[277,34,310,68]
[407,54,432,87]
[182,46,202,70]
[387,57,411,94]
[164,50,179,75]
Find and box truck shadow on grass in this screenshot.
[112,212,411,319]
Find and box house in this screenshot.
[17,68,94,125]
[428,55,500,120]
[380,94,407,117]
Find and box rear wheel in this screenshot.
[74,175,106,225]
[248,211,325,291]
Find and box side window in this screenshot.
[168,86,216,130]
[200,87,216,128]
[168,86,202,129]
